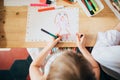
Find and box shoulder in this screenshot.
[44,52,62,75]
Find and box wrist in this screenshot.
[78,46,85,50]
[46,44,53,50]
[78,46,86,52]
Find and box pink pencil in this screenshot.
[30,3,48,7]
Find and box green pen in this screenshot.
[90,0,99,11]
[85,0,94,15]
[41,28,58,39]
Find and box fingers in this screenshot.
[55,36,61,42]
[56,34,62,39]
[52,34,62,43]
[51,34,61,40]
[48,34,61,48]
[76,33,80,42]
[76,33,85,41]
[76,33,86,49]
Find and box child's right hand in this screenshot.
[76,33,86,49]
[47,34,61,48]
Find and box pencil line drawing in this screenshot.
[54,11,71,40]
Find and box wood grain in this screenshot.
[0,0,119,47]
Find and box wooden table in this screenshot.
[0,0,119,48]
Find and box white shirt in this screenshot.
[91,30,120,80]
[44,52,62,76]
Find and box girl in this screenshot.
[29,33,100,80]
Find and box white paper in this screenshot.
[26,7,79,42]
[4,0,39,6]
[4,0,56,6]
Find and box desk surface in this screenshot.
[0,0,119,47]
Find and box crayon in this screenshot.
[112,2,120,12]
[81,0,88,10]
[64,0,77,4]
[88,0,96,11]
[85,0,94,15]
[118,0,120,6]
[38,7,55,12]
[113,0,120,9]
[38,6,64,12]
[41,28,58,39]
[30,3,48,6]
[40,0,46,4]
[90,0,99,11]
[40,0,52,4]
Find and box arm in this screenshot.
[76,33,100,80]
[114,22,120,32]
[29,37,61,80]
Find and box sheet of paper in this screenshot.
[26,7,79,42]
[4,0,56,6]
[4,0,39,6]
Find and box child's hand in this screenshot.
[76,33,86,49]
[47,34,61,48]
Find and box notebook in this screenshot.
[26,7,79,42]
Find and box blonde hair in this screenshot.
[47,50,96,80]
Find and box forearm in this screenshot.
[76,33,100,80]
[79,47,100,80]
[29,45,52,80]
[31,45,53,67]
[29,36,60,80]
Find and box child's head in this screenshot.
[47,51,96,80]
